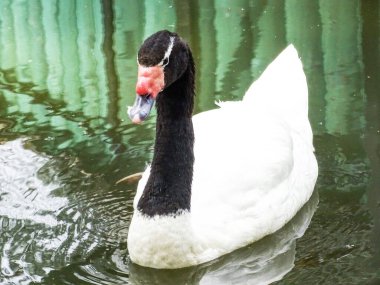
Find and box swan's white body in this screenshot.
[128,45,318,268]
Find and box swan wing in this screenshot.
[190,44,317,253]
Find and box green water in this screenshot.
[0,0,379,284]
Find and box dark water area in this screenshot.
[0,0,379,284]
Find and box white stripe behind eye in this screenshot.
[159,36,175,67]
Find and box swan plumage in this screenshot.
[127,31,318,269]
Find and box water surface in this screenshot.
[0,0,379,284]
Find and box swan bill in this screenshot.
[128,94,155,124]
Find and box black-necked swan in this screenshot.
[127,30,318,269]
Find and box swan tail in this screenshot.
[243,44,313,145]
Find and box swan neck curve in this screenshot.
[137,50,195,217]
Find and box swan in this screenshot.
[127,30,318,269]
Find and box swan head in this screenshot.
[128,30,192,124]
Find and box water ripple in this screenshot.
[0,138,130,284]
[0,139,67,226]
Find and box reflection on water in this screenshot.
[0,0,379,284]
[0,139,133,284]
[0,139,67,226]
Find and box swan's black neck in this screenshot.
[137,52,195,217]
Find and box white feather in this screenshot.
[128,45,318,268]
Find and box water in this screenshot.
[0,0,379,284]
